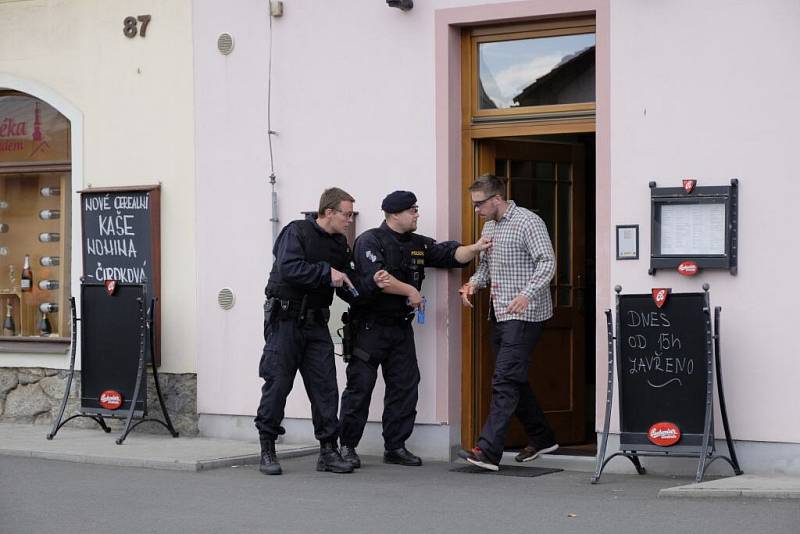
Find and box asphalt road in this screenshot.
[1,455,798,534]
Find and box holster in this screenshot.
[339,311,369,362]
[264,297,280,324]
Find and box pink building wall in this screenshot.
[193,0,800,466]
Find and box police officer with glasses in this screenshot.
[255,187,359,475]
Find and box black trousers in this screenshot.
[477,319,555,464]
[254,310,339,444]
[339,321,419,451]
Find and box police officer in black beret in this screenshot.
[255,187,359,475]
[338,191,491,467]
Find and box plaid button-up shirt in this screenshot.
[469,201,555,323]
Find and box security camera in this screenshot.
[387,0,413,11]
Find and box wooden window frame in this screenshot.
[464,16,597,123]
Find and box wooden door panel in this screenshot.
[473,138,587,449]
[531,329,572,411]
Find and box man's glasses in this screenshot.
[472,195,496,208]
[334,209,355,220]
[406,206,419,214]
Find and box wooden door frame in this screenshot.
[459,121,595,448]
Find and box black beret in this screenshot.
[381,190,417,213]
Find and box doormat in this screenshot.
[450,465,563,478]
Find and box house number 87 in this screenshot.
[123,15,152,38]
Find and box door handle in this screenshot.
[576,273,586,311]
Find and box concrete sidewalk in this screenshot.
[0,423,315,471]
[659,474,800,499]
[1,422,799,498]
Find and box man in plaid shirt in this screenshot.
[458,174,559,471]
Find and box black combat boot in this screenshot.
[340,444,361,469]
[316,442,354,473]
[259,436,282,475]
[383,446,422,466]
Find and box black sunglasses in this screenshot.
[472,194,496,208]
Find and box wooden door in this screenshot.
[470,139,587,447]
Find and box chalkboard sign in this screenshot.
[617,292,710,450]
[79,186,161,364]
[47,283,178,444]
[80,283,147,415]
[592,287,742,484]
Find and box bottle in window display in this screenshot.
[21,255,33,292]
[3,303,15,336]
[39,209,60,220]
[39,302,58,314]
[38,280,59,290]
[40,256,60,267]
[40,187,60,197]
[0,223,8,233]
[38,232,60,242]
[37,311,52,336]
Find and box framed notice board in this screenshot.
[649,179,739,275]
[79,186,161,364]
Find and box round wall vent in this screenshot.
[217,287,235,310]
[217,33,235,55]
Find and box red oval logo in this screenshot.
[648,422,681,446]
[677,261,698,276]
[99,390,123,410]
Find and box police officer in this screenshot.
[338,191,491,468]
[255,187,358,475]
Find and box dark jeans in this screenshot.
[477,319,555,464]
[339,321,419,450]
[254,311,340,444]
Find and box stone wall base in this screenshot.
[0,367,198,436]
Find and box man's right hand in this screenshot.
[459,282,476,308]
[331,268,354,289]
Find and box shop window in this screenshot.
[466,17,596,122]
[0,92,71,342]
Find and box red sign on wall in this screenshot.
[677,261,699,276]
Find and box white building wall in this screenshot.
[0,0,197,374]
[610,0,800,443]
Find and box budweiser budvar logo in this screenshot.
[648,422,681,446]
[682,179,697,193]
[677,261,698,276]
[99,390,123,410]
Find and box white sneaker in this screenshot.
[514,443,559,463]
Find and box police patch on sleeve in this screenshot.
[365,250,377,263]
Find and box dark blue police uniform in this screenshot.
[339,215,466,465]
[255,218,354,474]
